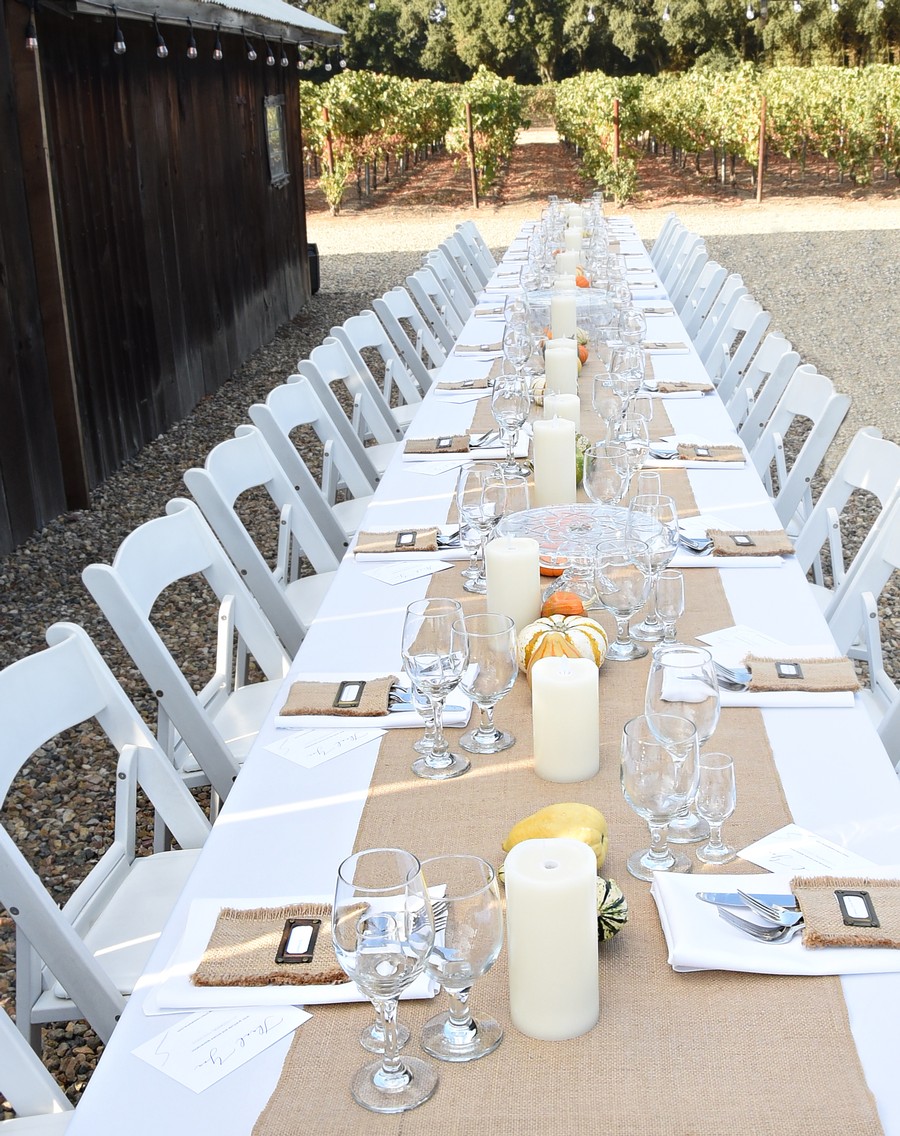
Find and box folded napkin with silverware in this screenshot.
[355,528,439,555]
[437,378,490,391]
[192,903,345,987]
[453,340,502,355]
[643,340,690,352]
[405,435,471,455]
[655,380,714,394]
[707,529,795,557]
[677,443,745,463]
[793,877,900,949]
[280,675,399,718]
[744,655,860,694]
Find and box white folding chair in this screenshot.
[330,311,425,434]
[722,332,800,429]
[455,220,498,280]
[441,233,489,291]
[184,426,343,656]
[406,266,466,350]
[651,221,688,284]
[793,428,900,608]
[698,295,771,386]
[0,623,209,1048]
[82,500,290,804]
[691,273,749,359]
[659,232,705,296]
[738,361,817,451]
[676,260,728,335]
[422,252,475,323]
[748,368,851,531]
[666,241,708,319]
[372,286,445,393]
[649,213,681,268]
[0,1004,73,1130]
[877,695,900,773]
[305,337,408,446]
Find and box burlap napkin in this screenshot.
[191,903,346,987]
[745,656,860,693]
[792,877,900,949]
[405,435,470,454]
[676,443,745,463]
[437,378,490,390]
[708,529,795,557]
[279,675,398,717]
[656,380,714,394]
[355,528,439,554]
[454,340,502,355]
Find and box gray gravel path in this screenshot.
[1,189,899,1110]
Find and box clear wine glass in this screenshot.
[627,493,678,643]
[695,751,737,865]
[610,412,650,495]
[333,848,437,1113]
[594,537,652,661]
[655,569,685,644]
[454,613,518,754]
[456,466,507,595]
[583,442,628,506]
[499,472,531,517]
[460,523,482,581]
[609,343,645,405]
[402,597,470,780]
[491,374,531,477]
[502,322,533,381]
[420,854,504,1062]
[645,643,720,842]
[636,470,661,496]
[591,374,624,438]
[619,305,647,347]
[620,714,699,881]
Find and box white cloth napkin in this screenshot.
[274,673,472,730]
[142,897,440,1015]
[670,549,784,570]
[651,872,900,975]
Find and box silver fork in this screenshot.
[431,898,449,935]
[718,905,804,943]
[469,431,501,449]
[713,662,752,690]
[736,889,803,926]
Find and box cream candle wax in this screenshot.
[531,656,600,782]
[532,417,576,506]
[485,537,541,633]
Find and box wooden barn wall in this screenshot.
[38,9,310,486]
[0,6,69,556]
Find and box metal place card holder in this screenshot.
[775,662,804,680]
[276,918,322,964]
[333,680,367,710]
[835,889,880,928]
[728,533,757,548]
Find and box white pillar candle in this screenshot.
[555,250,579,276]
[564,227,583,251]
[532,417,576,506]
[485,537,542,633]
[550,292,577,338]
[543,392,580,426]
[552,274,577,293]
[531,656,600,782]
[543,347,578,396]
[505,837,599,1040]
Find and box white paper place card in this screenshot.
[265,727,385,769]
[363,561,454,585]
[404,459,470,476]
[697,625,839,670]
[739,824,881,875]
[134,1007,310,1093]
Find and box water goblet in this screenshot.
[655,569,685,644]
[610,412,650,494]
[645,643,720,842]
[498,471,531,517]
[695,752,737,864]
[410,685,437,758]
[502,323,533,382]
[609,343,645,403]
[591,374,624,437]
[594,537,652,661]
[619,306,647,347]
[333,848,437,1112]
[636,470,661,496]
[420,854,504,1061]
[627,493,678,643]
[402,597,469,780]
[454,613,518,754]
[456,466,507,594]
[491,373,531,477]
[583,442,628,506]
[460,523,482,581]
[620,714,699,881]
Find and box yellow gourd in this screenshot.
[516,615,609,674]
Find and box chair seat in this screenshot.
[285,572,336,628]
[49,848,201,1000]
[393,404,417,430]
[334,496,372,537]
[211,679,284,763]
[366,441,400,476]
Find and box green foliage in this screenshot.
[446,67,530,189]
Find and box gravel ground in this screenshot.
[2,136,900,1112]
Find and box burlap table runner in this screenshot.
[746,655,861,693]
[278,675,397,718]
[355,528,439,554]
[192,904,345,987]
[709,528,794,557]
[793,877,900,949]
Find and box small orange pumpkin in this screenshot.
[541,591,586,618]
[578,343,589,365]
[575,270,590,288]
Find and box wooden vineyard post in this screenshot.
[613,98,620,165]
[465,101,479,209]
[321,106,335,175]
[757,95,767,204]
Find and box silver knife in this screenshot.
[696,891,799,909]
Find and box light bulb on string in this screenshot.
[876,0,884,9]
[368,0,376,9]
[507,4,515,22]
[746,2,755,18]
[324,54,333,70]
[213,24,223,60]
[280,37,289,65]
[154,14,168,58]
[112,6,126,54]
[830,0,839,10]
[431,0,447,20]
[263,35,275,64]
[243,29,257,60]
[296,42,307,68]
[586,4,595,21]
[339,54,347,67]
[662,3,670,19]
[792,0,801,10]
[25,0,38,50]
[186,17,197,59]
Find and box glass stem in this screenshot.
[614,614,632,647]
[706,821,724,850]
[371,998,411,1092]
[643,573,662,629]
[443,987,478,1046]
[476,703,497,739]
[426,697,451,767]
[645,821,672,865]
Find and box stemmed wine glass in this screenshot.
[402,597,470,780]
[502,322,533,382]
[609,343,645,406]
[594,537,652,661]
[610,412,650,496]
[420,854,504,1062]
[591,374,625,438]
[583,442,628,506]
[454,613,518,754]
[627,493,678,643]
[618,306,647,347]
[491,373,531,477]
[620,714,699,881]
[655,569,685,644]
[332,848,437,1113]
[695,752,737,864]
[456,466,507,594]
[644,643,720,842]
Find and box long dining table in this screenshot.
[66,217,900,1135]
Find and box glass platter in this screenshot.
[497,503,629,567]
